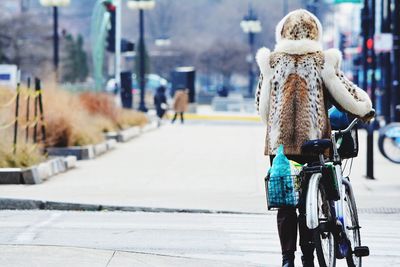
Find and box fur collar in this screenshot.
[274,39,323,54]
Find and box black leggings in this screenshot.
[172,112,184,123]
[270,155,318,255]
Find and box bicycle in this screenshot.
[378,106,400,164]
[300,117,371,267]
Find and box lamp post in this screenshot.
[393,0,400,122]
[240,5,262,97]
[40,0,70,78]
[127,0,155,112]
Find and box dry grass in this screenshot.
[79,92,119,123]
[79,92,148,130]
[0,83,149,167]
[0,142,45,168]
[42,85,148,146]
[116,109,148,129]
[0,87,45,168]
[42,85,105,147]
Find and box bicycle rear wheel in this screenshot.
[313,176,336,267]
[344,182,362,267]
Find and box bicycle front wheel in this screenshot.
[378,123,400,164]
[344,182,362,267]
[313,175,336,267]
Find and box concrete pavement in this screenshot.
[0,122,268,213]
[0,210,399,267]
[0,121,398,213]
[0,119,399,266]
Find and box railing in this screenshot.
[0,76,46,154]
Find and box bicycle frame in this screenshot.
[332,119,359,232]
[305,118,360,231]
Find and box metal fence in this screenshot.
[0,77,46,154]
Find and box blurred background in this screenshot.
[0,0,398,116]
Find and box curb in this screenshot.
[141,121,158,133]
[0,198,398,215]
[47,140,117,160]
[0,198,258,215]
[166,113,261,122]
[106,126,141,143]
[0,156,77,185]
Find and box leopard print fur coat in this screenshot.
[255,9,373,156]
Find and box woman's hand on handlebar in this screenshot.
[361,109,375,123]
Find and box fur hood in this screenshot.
[274,9,323,54]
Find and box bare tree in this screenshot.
[198,40,247,87]
[0,13,52,77]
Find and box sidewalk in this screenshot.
[0,120,398,213]
[0,245,257,267]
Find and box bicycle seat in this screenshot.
[301,139,332,154]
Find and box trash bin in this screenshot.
[120,71,133,109]
[171,67,195,103]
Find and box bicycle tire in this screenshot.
[313,174,336,267]
[344,181,362,267]
[378,123,400,164]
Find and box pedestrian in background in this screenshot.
[172,88,189,124]
[154,86,167,126]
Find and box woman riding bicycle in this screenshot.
[255,9,374,267]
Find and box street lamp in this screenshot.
[40,0,70,78]
[240,5,262,97]
[127,0,155,112]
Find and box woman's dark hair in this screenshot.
[157,86,166,93]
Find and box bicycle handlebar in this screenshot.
[334,118,360,135]
[334,110,375,135]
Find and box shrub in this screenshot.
[79,92,119,122]
[116,109,148,129]
[79,91,148,130]
[0,142,45,168]
[42,86,105,147]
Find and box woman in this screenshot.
[255,9,374,267]
[172,89,189,124]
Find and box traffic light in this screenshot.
[121,39,135,52]
[366,38,373,64]
[104,2,116,52]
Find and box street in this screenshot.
[0,210,399,266]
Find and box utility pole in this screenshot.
[362,0,376,179]
[240,4,262,98]
[392,0,400,122]
[380,0,392,123]
[53,6,59,75]
[115,0,122,94]
[138,9,147,112]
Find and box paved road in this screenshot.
[0,210,399,267]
